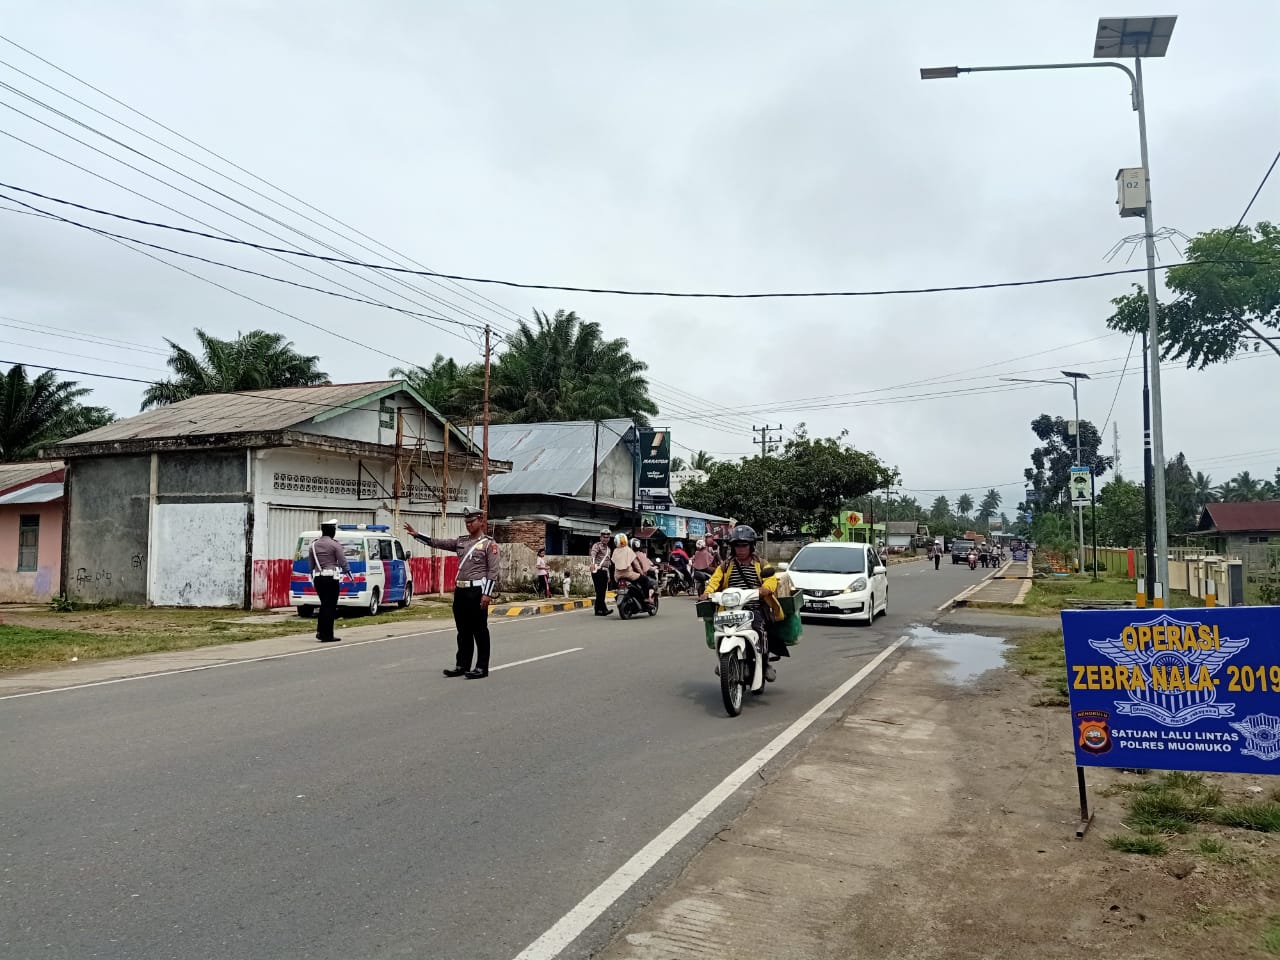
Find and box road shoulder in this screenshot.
[598,623,1280,960]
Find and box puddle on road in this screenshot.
[908,625,1008,684]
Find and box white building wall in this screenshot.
[150,502,248,607]
[291,391,449,450]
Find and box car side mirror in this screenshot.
[776,562,790,572]
[873,565,887,576]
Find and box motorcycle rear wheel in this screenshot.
[720,649,746,716]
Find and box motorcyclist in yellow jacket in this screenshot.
[699,524,785,680]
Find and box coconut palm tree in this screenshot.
[976,488,1002,527]
[1193,471,1216,509]
[142,329,329,409]
[390,354,482,422]
[690,450,717,471]
[956,493,974,524]
[0,364,113,461]
[489,310,658,425]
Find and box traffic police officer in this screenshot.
[404,507,500,679]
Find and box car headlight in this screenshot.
[848,577,868,593]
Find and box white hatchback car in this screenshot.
[782,541,888,624]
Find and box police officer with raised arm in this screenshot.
[404,507,499,679]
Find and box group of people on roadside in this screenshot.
[586,528,731,615]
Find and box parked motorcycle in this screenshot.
[616,577,659,619]
[710,587,770,716]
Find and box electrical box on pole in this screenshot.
[1115,167,1146,218]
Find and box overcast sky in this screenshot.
[1,1,1277,508]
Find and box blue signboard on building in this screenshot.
[1062,607,1280,776]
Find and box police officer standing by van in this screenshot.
[308,519,350,643]
[404,507,499,679]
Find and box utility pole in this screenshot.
[482,324,491,518]
[442,419,451,533]
[1112,423,1122,480]
[752,424,783,557]
[393,407,404,537]
[590,419,600,517]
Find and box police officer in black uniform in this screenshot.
[405,507,500,679]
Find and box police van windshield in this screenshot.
[297,536,366,562]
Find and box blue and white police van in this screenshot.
[290,524,412,617]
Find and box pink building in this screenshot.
[0,461,64,602]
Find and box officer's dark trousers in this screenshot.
[452,586,490,671]
[592,570,610,613]
[314,575,340,640]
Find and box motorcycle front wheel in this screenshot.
[720,648,746,716]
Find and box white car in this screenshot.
[782,541,888,624]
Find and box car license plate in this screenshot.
[803,600,830,611]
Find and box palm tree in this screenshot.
[956,493,974,523]
[390,354,482,422]
[976,488,1002,526]
[690,450,717,472]
[489,310,658,425]
[1219,471,1264,502]
[670,456,687,472]
[142,329,329,409]
[1193,471,1216,509]
[0,364,114,461]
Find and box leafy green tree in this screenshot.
[0,364,114,461]
[1194,471,1217,511]
[955,493,974,525]
[1216,470,1267,502]
[1164,453,1199,535]
[143,329,329,409]
[1023,414,1112,513]
[1093,477,1147,547]
[390,354,482,422]
[677,428,890,536]
[1106,222,1280,368]
[670,456,687,473]
[489,310,658,425]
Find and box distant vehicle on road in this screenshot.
[950,539,976,564]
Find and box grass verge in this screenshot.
[1107,834,1168,855]
[1262,916,1280,955]
[1004,628,1068,704]
[0,602,452,672]
[985,575,1204,616]
[1215,802,1280,833]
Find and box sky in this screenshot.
[1,0,1277,511]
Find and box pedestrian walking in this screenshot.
[308,519,351,642]
[589,528,612,616]
[405,507,499,679]
[536,548,552,598]
[930,542,941,571]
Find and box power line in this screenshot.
[0,181,1247,301]
[1100,332,1139,436]
[0,33,529,329]
[0,110,488,347]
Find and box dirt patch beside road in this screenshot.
[600,622,1280,960]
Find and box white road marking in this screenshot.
[490,648,583,672]
[510,634,911,960]
[0,609,583,701]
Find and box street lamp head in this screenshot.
[1094,16,1176,58]
[1061,370,1092,380]
[919,66,961,80]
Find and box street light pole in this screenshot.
[921,15,1178,598]
[1135,55,1170,595]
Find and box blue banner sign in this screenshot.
[1062,607,1280,775]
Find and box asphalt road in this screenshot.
[1,559,989,960]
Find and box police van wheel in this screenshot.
[398,582,413,608]
[367,588,381,616]
[297,605,315,619]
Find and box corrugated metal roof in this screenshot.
[1198,501,1280,533]
[0,460,62,494]
[0,481,63,505]
[486,419,633,496]
[54,382,405,446]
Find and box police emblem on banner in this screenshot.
[1076,710,1113,754]
[1088,613,1250,727]
[1230,714,1280,762]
